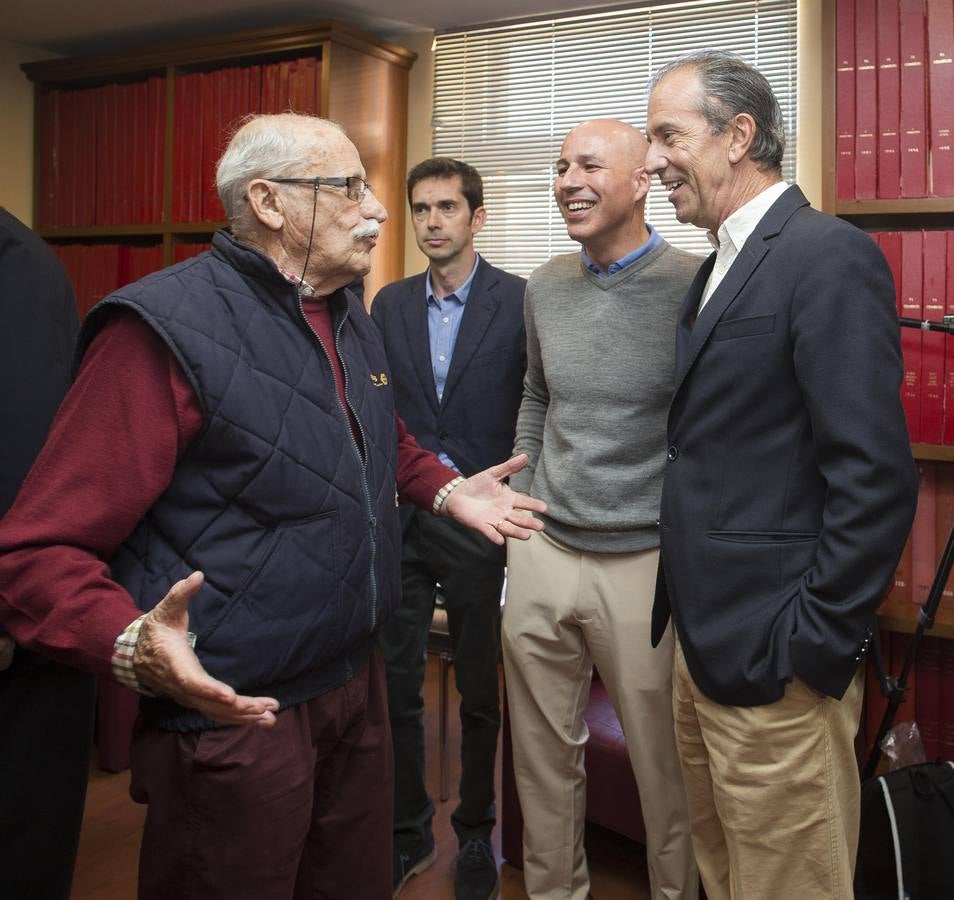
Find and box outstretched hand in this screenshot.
[442,454,547,545]
[133,571,279,727]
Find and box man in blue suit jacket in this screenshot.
[644,53,918,900]
[371,158,526,900]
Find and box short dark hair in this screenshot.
[648,51,785,174]
[406,157,484,215]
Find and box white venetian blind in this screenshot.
[432,0,797,274]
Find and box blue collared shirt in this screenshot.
[426,254,481,470]
[581,223,662,277]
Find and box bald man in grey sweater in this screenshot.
[502,119,701,900]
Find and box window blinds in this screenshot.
[432,0,797,272]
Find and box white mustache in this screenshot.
[352,223,381,241]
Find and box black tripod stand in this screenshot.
[862,314,954,780]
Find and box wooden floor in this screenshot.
[71,658,650,899]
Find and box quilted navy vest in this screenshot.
[77,231,401,730]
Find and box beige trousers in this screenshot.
[672,638,865,900]
[502,531,698,900]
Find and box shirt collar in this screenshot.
[581,224,662,277]
[277,264,317,297]
[708,181,790,255]
[426,254,481,307]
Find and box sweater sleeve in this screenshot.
[395,414,459,511]
[510,282,547,494]
[0,310,204,678]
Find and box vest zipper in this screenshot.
[298,295,380,634]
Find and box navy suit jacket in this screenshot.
[371,258,527,493]
[652,185,918,706]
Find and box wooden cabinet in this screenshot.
[22,21,416,305]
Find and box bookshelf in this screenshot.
[22,21,417,309]
[822,0,954,761]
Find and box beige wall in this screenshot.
[0,40,55,226]
[797,0,823,208]
[400,30,434,280]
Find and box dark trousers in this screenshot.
[0,651,95,900]
[130,648,393,900]
[379,511,503,847]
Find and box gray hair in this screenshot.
[648,51,785,174]
[215,113,344,236]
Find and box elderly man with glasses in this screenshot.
[0,113,545,900]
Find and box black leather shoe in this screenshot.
[393,835,436,898]
[454,838,499,900]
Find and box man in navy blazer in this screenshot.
[371,157,526,900]
[644,53,917,899]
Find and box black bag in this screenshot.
[854,761,954,900]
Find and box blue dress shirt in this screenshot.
[426,254,481,471]
[581,223,662,276]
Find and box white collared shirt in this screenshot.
[699,181,790,314]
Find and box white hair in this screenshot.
[215,113,344,236]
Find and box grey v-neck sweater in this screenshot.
[510,240,702,553]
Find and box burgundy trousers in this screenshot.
[129,649,393,900]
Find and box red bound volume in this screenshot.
[148,77,165,224]
[116,84,132,225]
[889,532,914,603]
[939,640,954,759]
[927,0,954,195]
[900,230,923,440]
[877,230,903,311]
[835,0,855,200]
[944,232,954,444]
[935,463,954,611]
[855,0,879,199]
[912,460,937,605]
[172,75,190,222]
[877,0,901,197]
[921,230,946,444]
[38,90,60,228]
[900,0,928,197]
[915,636,942,759]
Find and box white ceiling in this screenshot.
[1,0,623,56]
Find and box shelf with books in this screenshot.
[23,21,416,305]
[825,2,954,751]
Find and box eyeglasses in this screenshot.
[270,175,371,203]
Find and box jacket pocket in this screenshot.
[710,314,775,341]
[706,530,818,544]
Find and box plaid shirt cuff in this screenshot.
[112,614,197,696]
[112,614,153,694]
[432,475,465,515]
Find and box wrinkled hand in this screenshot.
[0,632,14,672]
[442,454,547,545]
[133,571,279,727]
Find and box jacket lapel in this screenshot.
[676,253,714,376]
[673,185,810,397]
[399,273,440,415]
[441,260,499,407]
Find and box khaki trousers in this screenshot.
[502,531,697,900]
[672,638,865,900]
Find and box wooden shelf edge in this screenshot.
[22,21,415,84]
[911,444,954,461]
[39,223,227,240]
[835,198,954,215]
